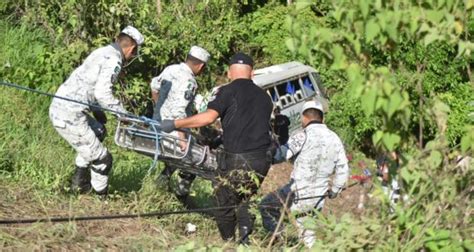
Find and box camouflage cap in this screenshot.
[189,46,210,63]
[120,25,144,46]
[301,100,324,114]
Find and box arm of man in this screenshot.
[94,57,127,115]
[174,109,219,129]
[161,86,225,133]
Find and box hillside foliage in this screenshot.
[0,0,472,250]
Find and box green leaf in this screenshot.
[386,23,398,41]
[365,19,380,42]
[332,8,344,23]
[460,134,471,153]
[382,133,400,151]
[286,38,297,53]
[295,1,312,11]
[359,0,370,19]
[463,239,474,251]
[362,86,377,115]
[428,150,443,168]
[372,130,384,145]
[424,31,440,46]
[330,44,346,69]
[400,168,412,182]
[387,92,403,118]
[318,28,333,43]
[467,0,474,10]
[410,17,419,35]
[426,10,444,23]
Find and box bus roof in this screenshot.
[252,61,318,88]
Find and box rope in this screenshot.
[0,80,138,120]
[0,193,329,225]
[141,116,161,173]
[0,183,361,225]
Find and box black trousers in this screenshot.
[213,149,272,242]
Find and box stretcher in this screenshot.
[114,117,218,180]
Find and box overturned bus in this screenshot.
[253,61,328,132]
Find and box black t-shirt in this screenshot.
[273,114,290,145]
[207,78,273,153]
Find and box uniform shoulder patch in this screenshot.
[287,131,307,156]
[184,80,197,101]
[111,65,121,84]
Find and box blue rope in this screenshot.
[140,116,161,174]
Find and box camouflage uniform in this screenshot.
[49,43,127,194]
[151,63,197,121]
[151,46,210,198]
[260,122,350,247]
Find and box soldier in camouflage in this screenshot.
[49,26,144,198]
[259,100,350,248]
[150,46,210,200]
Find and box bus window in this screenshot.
[267,87,278,102]
[275,81,297,108]
[301,75,316,97]
[266,87,282,109]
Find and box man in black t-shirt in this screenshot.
[161,53,273,244]
[272,107,290,145]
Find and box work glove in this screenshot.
[92,110,107,125]
[327,190,338,199]
[161,119,176,133]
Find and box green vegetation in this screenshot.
[0,0,472,250]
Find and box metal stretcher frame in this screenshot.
[114,117,217,180]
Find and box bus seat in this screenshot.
[283,94,295,104]
[295,90,304,101]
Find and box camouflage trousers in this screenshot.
[260,180,325,248]
[49,104,109,192]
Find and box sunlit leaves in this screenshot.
[365,19,380,43]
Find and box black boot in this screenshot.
[155,165,176,191]
[239,225,251,245]
[71,166,91,193]
[95,186,108,201]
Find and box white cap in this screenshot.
[301,100,324,114]
[121,25,144,46]
[189,46,210,63]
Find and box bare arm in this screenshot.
[151,90,159,104]
[174,109,219,129]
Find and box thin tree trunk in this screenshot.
[417,64,425,149]
[156,0,162,16]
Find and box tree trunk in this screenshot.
[156,0,162,16]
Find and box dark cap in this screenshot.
[229,52,254,67]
